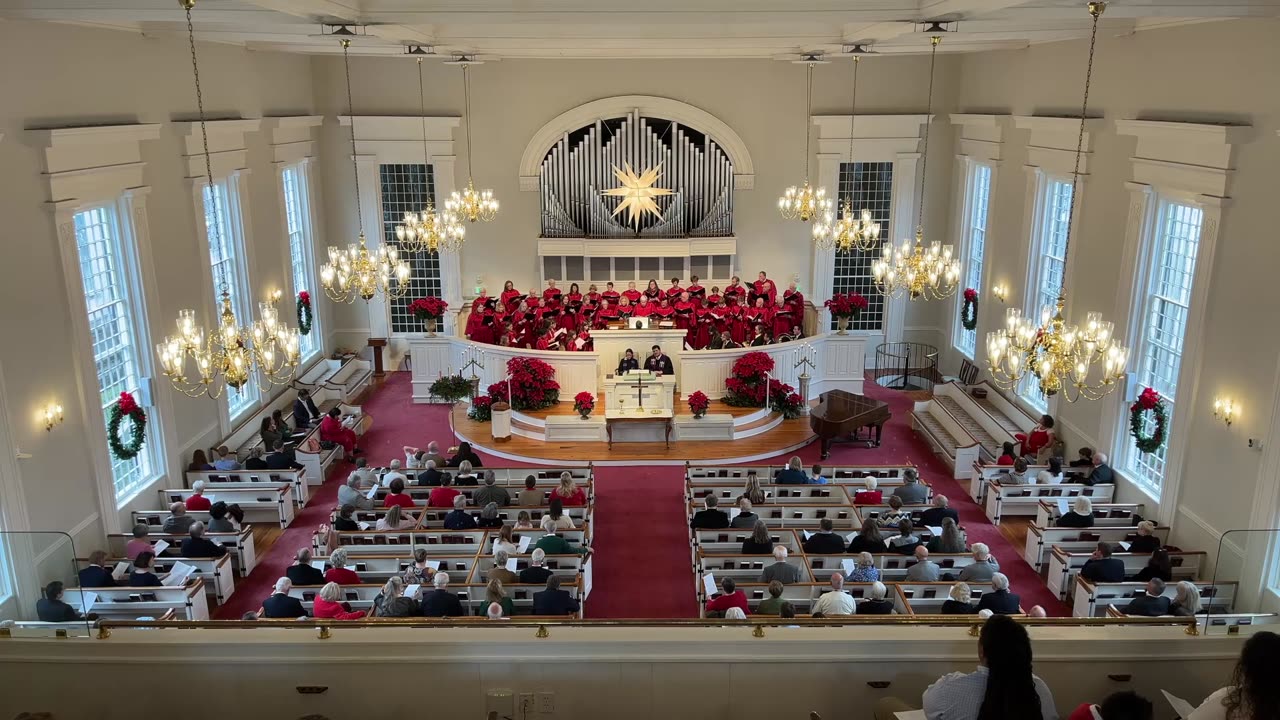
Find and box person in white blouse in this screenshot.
[811,574,855,617]
[376,504,416,531]
[492,524,520,556]
[382,459,408,488]
[1186,630,1278,720]
[1036,456,1064,485]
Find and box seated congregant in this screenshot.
[444,495,478,530]
[731,498,759,529]
[162,502,195,535]
[78,550,115,588]
[741,520,774,555]
[181,522,228,558]
[1081,542,1126,583]
[313,581,366,620]
[940,583,977,615]
[892,469,929,504]
[261,577,306,619]
[128,551,163,587]
[811,574,855,617]
[920,494,959,526]
[803,518,846,554]
[533,575,581,616]
[1134,549,1173,583]
[1057,496,1095,528]
[905,546,941,582]
[1128,521,1162,554]
[760,546,803,584]
[704,577,748,617]
[853,478,882,505]
[1123,578,1171,617]
[690,495,729,529]
[957,543,1000,582]
[976,572,1020,615]
[287,548,325,586]
[860,582,895,615]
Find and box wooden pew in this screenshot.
[983,481,1115,524]
[161,485,294,528]
[1075,578,1237,618]
[692,529,802,553]
[107,527,256,578]
[1046,546,1205,601]
[803,553,977,581]
[1023,524,1171,571]
[968,463,1046,505]
[1034,500,1148,529]
[697,552,815,584]
[288,581,584,618]
[319,528,590,557]
[752,504,860,529]
[686,463,915,486]
[331,505,590,530]
[896,581,1002,614]
[365,485,595,514]
[686,483,851,504]
[184,467,308,505]
[305,555,479,584]
[61,580,209,620]
[1104,604,1280,631]
[76,554,235,605]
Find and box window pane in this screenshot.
[380,164,443,334]
[712,255,733,279]
[1019,178,1073,410]
[283,165,318,358]
[663,257,686,280]
[543,256,562,281]
[832,161,892,331]
[564,255,585,281]
[589,257,611,280]
[956,163,991,357]
[639,257,660,277]
[203,181,257,415]
[615,257,636,281]
[74,206,155,499]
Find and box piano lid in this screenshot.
[811,389,888,424]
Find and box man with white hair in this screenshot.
[853,477,882,504]
[760,545,804,584]
[161,501,195,534]
[337,474,376,510]
[382,459,407,488]
[519,548,553,585]
[1028,605,1047,618]
[976,572,1021,615]
[905,546,941,582]
[1085,451,1115,486]
[920,494,959,527]
[181,521,228,558]
[474,470,511,507]
[731,498,759,529]
[535,516,584,555]
[444,494,478,530]
[690,494,730,529]
[860,582,895,615]
[420,572,464,616]
[811,573,855,616]
[486,602,506,620]
[261,577,306,619]
[489,550,520,585]
[957,543,1000,582]
[185,480,212,511]
[416,459,446,487]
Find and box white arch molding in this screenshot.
[518,95,755,192]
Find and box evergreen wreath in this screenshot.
[108,392,147,461]
[1129,386,1168,454]
[296,291,313,336]
[961,288,978,331]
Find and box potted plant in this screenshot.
[574,391,596,419]
[487,357,560,410]
[468,395,493,422]
[824,292,869,335]
[429,374,473,403]
[409,297,449,336]
[688,390,710,419]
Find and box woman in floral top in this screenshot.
[402,548,436,585]
[845,552,880,583]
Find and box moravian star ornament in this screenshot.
[601,162,674,230]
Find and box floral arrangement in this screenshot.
[1129,386,1168,454]
[487,357,560,410]
[688,390,710,418]
[430,374,473,403]
[296,290,313,336]
[773,391,805,420]
[723,351,775,407]
[823,292,869,318]
[961,288,978,331]
[108,392,147,461]
[468,395,493,422]
[409,296,449,321]
[573,391,596,417]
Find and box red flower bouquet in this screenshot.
[574,391,596,417]
[824,292,869,319]
[409,296,449,320]
[688,390,710,418]
[723,351,776,407]
[489,357,560,410]
[468,395,493,422]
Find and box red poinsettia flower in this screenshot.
[409,297,449,319]
[963,288,978,302]
[1137,386,1162,411]
[688,391,710,415]
[298,290,311,304]
[117,392,139,415]
[824,293,869,318]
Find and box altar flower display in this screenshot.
[487,356,560,410]
[574,391,596,418]
[688,390,710,418]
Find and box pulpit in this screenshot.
[603,371,676,415]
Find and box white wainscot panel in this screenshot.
[408,337,457,403]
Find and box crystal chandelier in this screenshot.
[986,2,1128,403]
[778,57,833,229]
[156,0,300,398]
[321,38,412,304]
[395,57,465,254]
[817,54,882,254]
[871,34,960,301]
[445,61,499,223]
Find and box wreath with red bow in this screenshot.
[961,288,978,331]
[1129,386,1168,454]
[108,392,148,461]
[296,291,313,336]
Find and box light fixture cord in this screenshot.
[845,56,860,180]
[463,63,474,181]
[916,34,940,235]
[342,39,363,233]
[1062,3,1104,289]
[418,57,431,206]
[184,0,226,294]
[804,62,814,180]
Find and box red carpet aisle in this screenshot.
[215,372,1063,618]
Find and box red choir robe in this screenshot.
[470,323,497,345]
[565,292,583,306]
[319,413,357,454]
[602,289,621,304]
[617,304,635,321]
[465,308,486,338]
[622,289,642,304]
[726,305,748,344]
[673,299,697,330]
[686,284,705,302]
[652,305,676,326]
[690,307,714,349]
[771,305,794,340]
[594,304,620,329]
[586,291,601,306]
[542,287,563,304]
[751,281,778,307]
[643,288,663,302]
[723,283,747,305]
[664,285,684,302]
[706,293,722,307]
[555,308,580,333]
[500,288,523,312]
[632,302,656,318]
[573,330,594,352]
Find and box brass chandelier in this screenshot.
[985,2,1128,402]
[395,57,465,254]
[157,0,300,399]
[818,54,882,254]
[321,38,412,303]
[871,34,960,301]
[778,57,833,233]
[445,60,499,224]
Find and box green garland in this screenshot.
[296,292,313,336]
[108,393,147,461]
[1129,388,1168,454]
[430,374,473,403]
[961,295,978,331]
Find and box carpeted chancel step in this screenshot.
[934,396,1000,459]
[972,397,1025,436]
[913,408,968,458]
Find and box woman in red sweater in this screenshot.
[319,407,359,456]
[705,577,750,617]
[323,549,361,585]
[383,478,416,509]
[313,581,366,620]
[551,473,587,506]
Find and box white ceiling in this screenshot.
[3,0,1279,59]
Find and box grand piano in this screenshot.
[809,389,891,459]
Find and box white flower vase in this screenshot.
[424,317,438,337]
[836,316,850,335]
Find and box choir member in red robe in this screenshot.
[744,297,773,335]
[644,279,663,302]
[673,291,697,331]
[565,282,583,306]
[686,275,705,304]
[602,282,620,304]
[691,305,714,349]
[633,295,655,318]
[622,281,642,305]
[771,297,794,341]
[534,322,556,350]
[471,316,497,345]
[652,298,676,326]
[726,301,747,344]
[723,276,747,305]
[665,277,683,302]
[594,298,619,329]
[555,304,580,334]
[500,280,523,313]
[542,280,562,307]
[465,301,486,338]
[533,297,550,323]
[617,296,635,321]
[706,287,722,307]
[573,322,594,352]
[586,284,601,306]
[783,281,804,309]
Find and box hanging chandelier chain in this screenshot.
[463,64,474,181]
[342,39,363,233]
[804,62,814,179]
[1063,2,1104,284]
[845,56,860,172]
[183,0,227,294]
[916,34,940,233]
[418,57,430,184]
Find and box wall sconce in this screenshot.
[41,403,64,432]
[1213,397,1236,427]
[991,283,1009,303]
[268,289,284,303]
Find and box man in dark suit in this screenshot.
[730,499,759,529]
[180,523,228,559]
[244,448,269,470]
[760,546,804,584]
[285,549,326,586]
[1084,452,1116,486]
[78,550,116,587]
[976,573,1021,615]
[643,345,675,375]
[690,495,730,529]
[920,495,960,527]
[533,575,581,615]
[293,389,321,428]
[417,461,447,487]
[261,578,307,619]
[519,549,554,585]
[421,573,465,617]
[1124,578,1172,616]
[265,440,303,471]
[1080,542,1126,583]
[803,518,847,554]
[860,582,895,615]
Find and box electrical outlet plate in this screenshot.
[538,691,555,713]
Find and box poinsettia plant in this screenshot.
[724,351,776,407]
[468,395,493,422]
[573,391,596,417]
[824,292,869,318]
[688,390,710,418]
[409,297,449,320]
[487,357,560,410]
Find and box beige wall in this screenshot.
[0,19,317,584]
